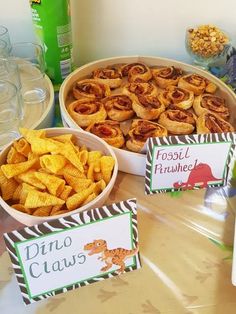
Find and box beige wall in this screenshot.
[1,0,235,66]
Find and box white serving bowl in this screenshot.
[0,127,118,226]
[59,55,236,176]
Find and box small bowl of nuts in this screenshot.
[185,24,231,69]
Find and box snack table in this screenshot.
[1,169,236,314]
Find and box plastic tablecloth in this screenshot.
[1,89,236,313]
[1,170,236,314]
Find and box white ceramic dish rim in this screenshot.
[0,127,118,222]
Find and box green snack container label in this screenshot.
[30,0,73,84]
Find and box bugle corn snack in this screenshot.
[0,129,116,217]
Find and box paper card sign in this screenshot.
[145,133,236,194]
[4,198,140,305]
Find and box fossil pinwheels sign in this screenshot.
[145,133,236,194]
[4,199,140,305]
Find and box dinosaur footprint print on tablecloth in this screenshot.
[84,239,139,273]
[173,163,222,190]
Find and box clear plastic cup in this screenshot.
[10,42,48,104]
[0,39,9,57]
[0,58,24,119]
[0,80,21,149]
[0,25,11,53]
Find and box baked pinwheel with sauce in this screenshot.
[131,94,166,120]
[152,66,183,89]
[159,86,194,109]
[86,120,125,148]
[120,63,152,82]
[67,100,107,128]
[92,66,122,89]
[102,94,135,121]
[196,112,234,134]
[126,119,168,153]
[178,74,217,95]
[193,94,229,120]
[66,60,235,152]
[122,82,158,97]
[72,79,111,101]
[158,109,197,135]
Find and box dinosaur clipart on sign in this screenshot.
[84,239,139,273]
[173,163,222,190]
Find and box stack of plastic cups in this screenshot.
[0,25,48,149]
[10,42,48,106]
[0,39,9,58]
[0,26,23,149]
[0,79,23,149]
[0,58,23,120]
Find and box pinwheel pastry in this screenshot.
[72,79,111,101]
[120,62,152,82]
[92,66,122,89]
[178,74,217,95]
[158,109,197,135]
[126,119,168,153]
[196,112,234,134]
[159,86,194,109]
[193,94,229,120]
[86,120,125,148]
[122,82,158,97]
[152,66,183,89]
[102,94,135,121]
[131,94,166,120]
[67,99,107,128]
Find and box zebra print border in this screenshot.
[3,198,140,305]
[145,133,236,194]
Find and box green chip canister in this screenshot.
[30,0,73,84]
